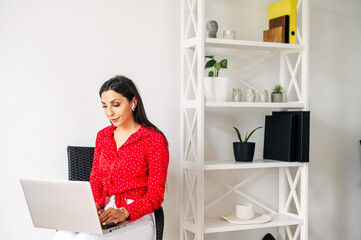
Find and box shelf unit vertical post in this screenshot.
[278,167,287,240]
[196,0,205,239]
[300,164,309,240]
[180,0,205,239]
[301,0,310,110]
[179,0,185,239]
[301,0,309,237]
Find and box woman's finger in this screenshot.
[95,203,100,211]
[99,208,111,222]
[99,208,118,223]
[100,208,125,226]
[98,208,104,216]
[105,215,117,225]
[102,211,118,226]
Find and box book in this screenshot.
[263,115,296,161]
[272,111,310,162]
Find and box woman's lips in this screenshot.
[111,118,119,122]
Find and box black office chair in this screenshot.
[67,146,164,240]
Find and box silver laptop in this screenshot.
[20,179,128,235]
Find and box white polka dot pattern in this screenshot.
[89,125,169,221]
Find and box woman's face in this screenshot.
[101,90,136,127]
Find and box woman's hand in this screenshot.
[99,207,128,226]
[95,203,101,211]
[95,203,104,216]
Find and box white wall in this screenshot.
[0,0,180,239]
[309,0,361,239]
[0,0,360,240]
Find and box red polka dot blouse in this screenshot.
[89,125,169,221]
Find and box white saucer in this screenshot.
[221,212,272,225]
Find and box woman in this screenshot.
[55,75,169,240]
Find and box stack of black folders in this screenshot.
[263,111,310,162]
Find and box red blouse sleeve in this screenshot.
[126,133,169,221]
[89,132,105,207]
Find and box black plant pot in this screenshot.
[233,142,255,162]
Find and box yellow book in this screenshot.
[269,0,297,44]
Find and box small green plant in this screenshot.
[205,55,228,77]
[233,126,262,143]
[272,84,283,94]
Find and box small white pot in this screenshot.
[204,77,231,101]
[271,93,283,102]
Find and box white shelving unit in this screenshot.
[180,0,309,239]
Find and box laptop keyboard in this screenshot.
[102,222,118,230]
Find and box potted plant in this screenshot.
[233,126,262,162]
[271,84,283,102]
[204,55,231,101]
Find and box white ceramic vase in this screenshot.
[204,77,231,101]
[232,88,242,102]
[246,89,256,102]
[260,89,268,102]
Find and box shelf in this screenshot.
[203,213,303,234]
[205,38,305,52]
[205,101,305,109]
[205,159,305,171]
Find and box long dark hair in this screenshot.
[99,75,167,142]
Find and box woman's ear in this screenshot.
[131,97,137,111]
[132,97,137,106]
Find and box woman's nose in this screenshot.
[105,108,114,117]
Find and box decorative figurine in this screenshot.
[260,89,268,102]
[232,88,242,102]
[206,20,218,38]
[246,89,256,102]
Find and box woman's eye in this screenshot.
[102,105,107,108]
[113,104,120,107]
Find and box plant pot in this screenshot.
[233,142,255,162]
[205,77,231,101]
[271,93,283,102]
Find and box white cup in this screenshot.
[236,203,255,220]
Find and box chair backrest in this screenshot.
[67,146,94,181]
[67,146,164,240]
